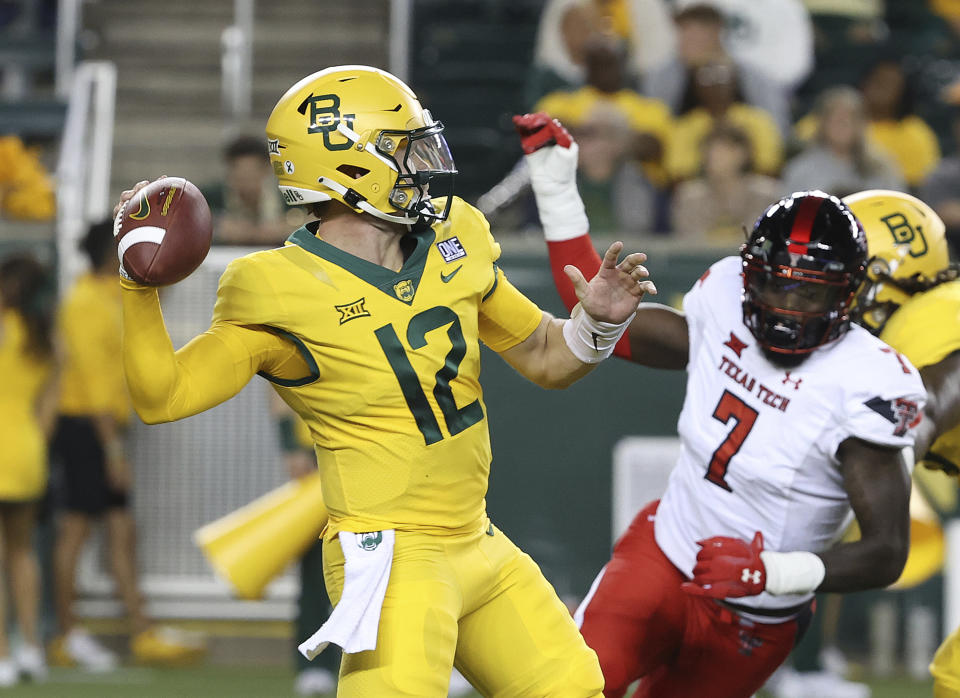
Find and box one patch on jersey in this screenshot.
[865,396,922,436]
[335,297,371,325]
[436,236,466,263]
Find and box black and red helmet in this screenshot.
[741,191,867,358]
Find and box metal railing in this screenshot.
[55,60,116,290]
[221,0,254,121]
[55,0,84,98]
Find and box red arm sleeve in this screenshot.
[547,235,633,360]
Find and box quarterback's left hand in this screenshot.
[567,241,656,324]
[681,531,766,599]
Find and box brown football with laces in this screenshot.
[114,176,212,286]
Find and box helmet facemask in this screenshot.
[376,118,456,223]
[851,255,909,335]
[743,259,858,359]
[852,255,960,335]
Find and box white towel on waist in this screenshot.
[298,529,394,659]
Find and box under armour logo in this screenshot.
[738,629,764,657]
[782,371,802,390]
[741,568,762,585]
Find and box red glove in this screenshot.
[512,112,573,154]
[680,531,766,599]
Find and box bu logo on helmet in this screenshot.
[305,93,355,151]
[880,212,928,258]
[357,532,382,551]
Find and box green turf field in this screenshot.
[0,666,934,697]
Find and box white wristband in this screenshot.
[525,145,589,242]
[760,550,826,596]
[562,303,635,364]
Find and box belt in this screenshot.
[717,598,810,620]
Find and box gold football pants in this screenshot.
[322,520,603,697]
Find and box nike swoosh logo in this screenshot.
[440,265,463,283]
[129,194,150,220]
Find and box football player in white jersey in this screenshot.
[514,113,927,698]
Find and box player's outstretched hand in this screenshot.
[513,113,580,201]
[681,531,766,599]
[512,112,573,154]
[566,242,656,324]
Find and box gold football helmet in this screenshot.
[265,65,456,224]
[844,189,953,334]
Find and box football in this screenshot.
[114,176,213,286]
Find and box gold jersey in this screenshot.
[881,280,960,471]
[58,273,130,423]
[211,197,542,534]
[0,311,51,499]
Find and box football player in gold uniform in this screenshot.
[844,190,960,697]
[117,65,656,697]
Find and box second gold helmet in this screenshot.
[844,189,952,334]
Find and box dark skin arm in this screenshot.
[816,437,911,592]
[916,349,960,470]
[623,304,690,370]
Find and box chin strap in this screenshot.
[317,177,418,225]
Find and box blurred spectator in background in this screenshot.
[526,0,676,104]
[49,220,204,672]
[643,2,792,137]
[670,123,781,246]
[202,135,301,246]
[534,33,671,232]
[665,59,783,182]
[858,58,941,188]
[794,58,941,189]
[703,0,814,93]
[920,111,960,252]
[783,86,903,196]
[0,254,57,686]
[0,135,55,221]
[571,104,657,234]
[791,0,886,113]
